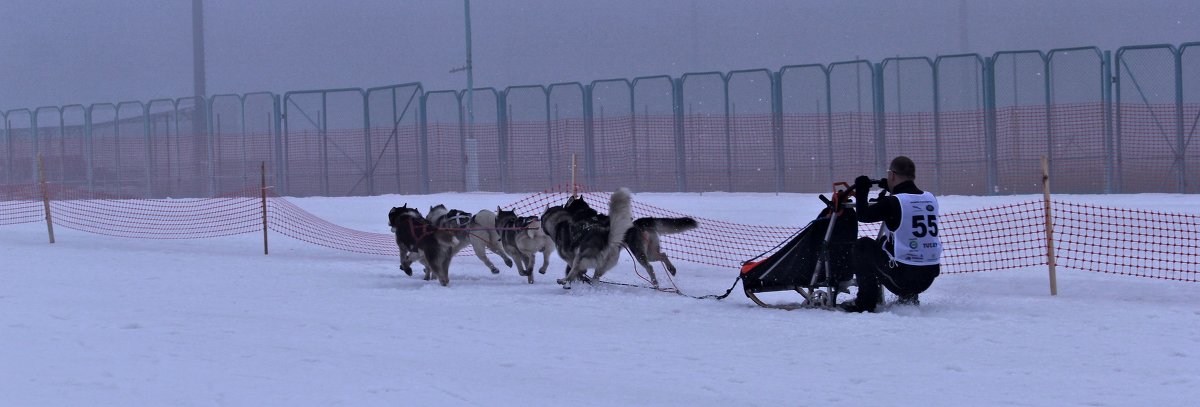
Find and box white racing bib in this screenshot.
[884,192,942,266]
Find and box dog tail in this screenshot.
[633,217,698,234]
[607,187,634,246]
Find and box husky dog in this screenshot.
[625,217,698,287]
[541,188,634,289]
[497,209,556,284]
[428,204,514,275]
[540,193,606,273]
[387,205,457,286]
[387,205,425,276]
[466,209,515,274]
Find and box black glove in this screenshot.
[877,178,889,193]
[854,176,874,193]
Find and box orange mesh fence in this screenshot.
[1054,201,1200,282]
[47,185,263,239]
[0,184,43,226]
[938,201,1049,274]
[3,182,1198,282]
[266,193,397,256]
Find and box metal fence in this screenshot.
[3,42,1198,198]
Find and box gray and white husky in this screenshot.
[541,188,634,289]
[387,205,457,286]
[624,217,698,287]
[467,209,515,274]
[425,205,514,276]
[496,209,555,284]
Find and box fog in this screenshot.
[1,0,1197,111]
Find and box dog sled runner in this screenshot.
[739,183,858,310]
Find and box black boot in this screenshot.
[838,298,877,313]
[895,294,920,306]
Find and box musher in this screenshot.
[840,156,942,313]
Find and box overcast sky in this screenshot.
[1,0,1197,111]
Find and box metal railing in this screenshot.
[2,41,1198,198]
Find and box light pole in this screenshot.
[192,0,211,196]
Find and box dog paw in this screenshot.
[504,259,514,267]
[538,268,547,274]
[667,267,677,276]
[489,267,500,274]
[400,266,413,276]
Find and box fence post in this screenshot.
[273,94,285,196]
[722,74,733,192]
[983,57,999,195]
[206,98,217,197]
[771,70,785,193]
[362,91,374,196]
[1102,51,1115,194]
[824,67,835,185]
[498,91,509,193]
[31,113,40,185]
[418,93,431,194]
[571,153,578,197]
[544,89,554,188]
[3,117,10,184]
[582,84,597,187]
[261,161,268,255]
[873,63,887,174]
[85,107,94,194]
[932,61,944,194]
[673,78,687,192]
[1113,52,1124,193]
[1044,57,1054,188]
[1041,155,1058,296]
[142,104,152,197]
[320,94,330,196]
[628,82,640,192]
[1175,47,1187,193]
[39,155,55,244]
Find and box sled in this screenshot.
[739,183,859,310]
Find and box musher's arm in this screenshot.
[855,176,901,230]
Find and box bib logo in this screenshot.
[926,205,934,211]
[909,240,919,249]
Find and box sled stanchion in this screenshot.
[1042,156,1057,296]
[39,155,55,244]
[261,161,269,255]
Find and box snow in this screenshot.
[2,192,1198,406]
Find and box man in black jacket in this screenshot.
[840,156,942,313]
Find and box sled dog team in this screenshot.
[387,187,699,289]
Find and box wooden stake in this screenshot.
[261,161,269,255]
[571,153,578,198]
[1041,155,1057,296]
[39,155,55,244]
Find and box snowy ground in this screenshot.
[2,192,1198,406]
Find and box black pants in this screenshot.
[851,237,940,309]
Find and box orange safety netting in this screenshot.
[2,182,1197,282]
